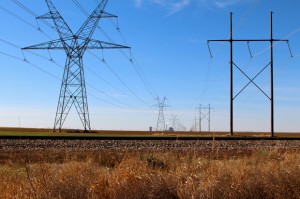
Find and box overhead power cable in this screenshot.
[11,0,37,17]
[86,83,134,108]
[73,0,157,102]
[234,0,262,33]
[0,38,60,69]
[0,51,23,62]
[0,48,131,109]
[11,0,54,29]
[130,54,158,99]
[0,49,60,80]
[0,38,134,109]
[88,51,150,107]
[84,67,129,97]
[0,5,35,29]
[72,0,88,15]
[0,4,52,40]
[98,8,158,99]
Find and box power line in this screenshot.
[11,0,38,17]
[0,49,60,80]
[113,20,158,98]
[87,51,150,107]
[130,54,158,99]
[0,45,132,109]
[72,0,89,15]
[11,0,54,29]
[0,38,135,110]
[0,38,56,63]
[84,67,129,97]
[234,0,262,33]
[86,83,134,108]
[91,0,158,99]
[0,5,36,29]
[75,0,158,100]
[0,4,52,40]
[0,51,23,62]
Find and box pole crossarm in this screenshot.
[208,39,292,58]
[208,39,289,42]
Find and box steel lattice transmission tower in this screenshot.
[22,0,129,131]
[154,96,168,131]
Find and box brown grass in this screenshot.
[0,149,300,198]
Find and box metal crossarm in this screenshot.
[87,39,130,49]
[22,39,67,50]
[22,0,130,131]
[100,11,118,18]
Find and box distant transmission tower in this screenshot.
[22,0,129,131]
[154,96,168,131]
[196,104,213,132]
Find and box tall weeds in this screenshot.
[0,149,299,198]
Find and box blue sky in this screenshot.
[0,0,300,132]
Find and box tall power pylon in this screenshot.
[22,0,129,131]
[154,96,168,131]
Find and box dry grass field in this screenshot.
[0,148,300,198]
[0,127,299,198]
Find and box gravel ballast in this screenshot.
[0,139,299,152]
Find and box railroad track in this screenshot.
[0,137,299,152]
[0,135,300,140]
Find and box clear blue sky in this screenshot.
[0,0,299,132]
